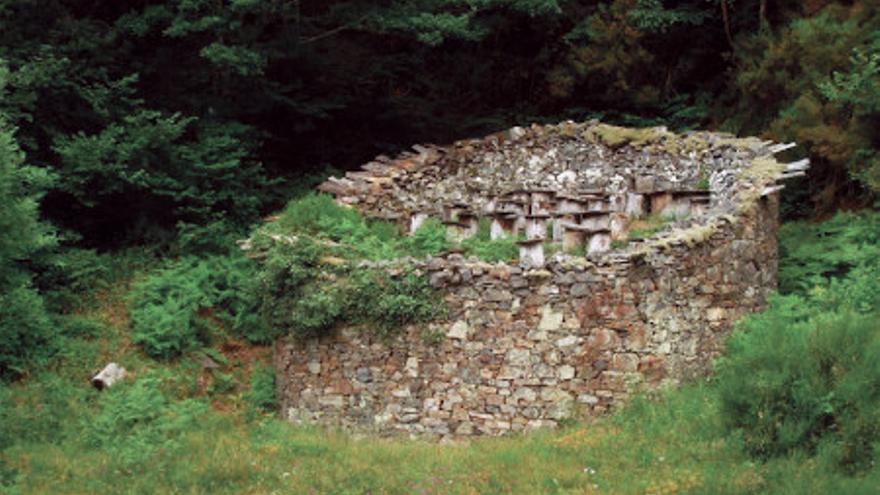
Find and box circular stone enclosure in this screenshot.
[274,121,802,437]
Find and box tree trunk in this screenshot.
[721,0,735,48]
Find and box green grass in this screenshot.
[5,381,879,494]
[2,211,880,495]
[627,213,688,241]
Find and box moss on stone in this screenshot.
[583,124,675,150]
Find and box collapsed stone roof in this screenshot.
[318,120,805,262]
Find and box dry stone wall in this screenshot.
[275,120,802,438]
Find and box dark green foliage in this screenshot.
[347,271,444,336]
[246,365,277,413]
[724,5,880,210]
[129,253,266,359]
[0,287,56,378]
[717,303,880,472]
[0,80,57,379]
[778,212,880,294]
[716,212,880,473]
[86,375,208,467]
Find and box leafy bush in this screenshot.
[130,253,266,359]
[778,212,880,294]
[0,286,56,380]
[717,306,880,472]
[716,212,880,473]
[86,375,208,468]
[257,255,443,340]
[249,194,452,341]
[347,271,444,335]
[246,365,277,413]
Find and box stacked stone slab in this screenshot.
[274,120,805,438]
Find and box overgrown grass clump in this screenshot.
[627,212,677,240]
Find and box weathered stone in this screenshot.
[319,395,344,408]
[570,283,590,297]
[506,348,531,366]
[512,387,537,403]
[405,357,419,377]
[538,305,564,331]
[485,289,513,302]
[558,365,576,380]
[355,367,372,382]
[447,320,469,339]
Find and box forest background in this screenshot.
[2,1,880,493]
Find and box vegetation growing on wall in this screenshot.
[246,194,525,341]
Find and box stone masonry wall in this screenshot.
[274,194,779,438]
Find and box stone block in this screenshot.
[538,305,564,331]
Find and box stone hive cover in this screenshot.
[275,121,804,437]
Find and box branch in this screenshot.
[299,15,368,45]
[720,0,734,48]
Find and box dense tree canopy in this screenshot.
[0,0,877,247]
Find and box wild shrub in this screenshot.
[0,286,56,379]
[249,194,450,341]
[86,375,208,468]
[347,270,444,335]
[778,211,880,294]
[130,253,267,359]
[246,365,277,413]
[256,256,442,341]
[717,306,880,472]
[716,213,880,473]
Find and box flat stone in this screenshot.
[512,387,537,403]
[455,421,475,435]
[527,329,548,341]
[447,320,469,339]
[308,362,321,374]
[707,307,726,321]
[570,283,590,297]
[319,395,344,408]
[391,388,411,398]
[405,357,419,377]
[485,289,513,302]
[538,305,564,331]
[558,365,575,380]
[506,348,531,366]
[577,394,599,405]
[355,367,371,382]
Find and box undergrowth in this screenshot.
[1,206,879,494]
